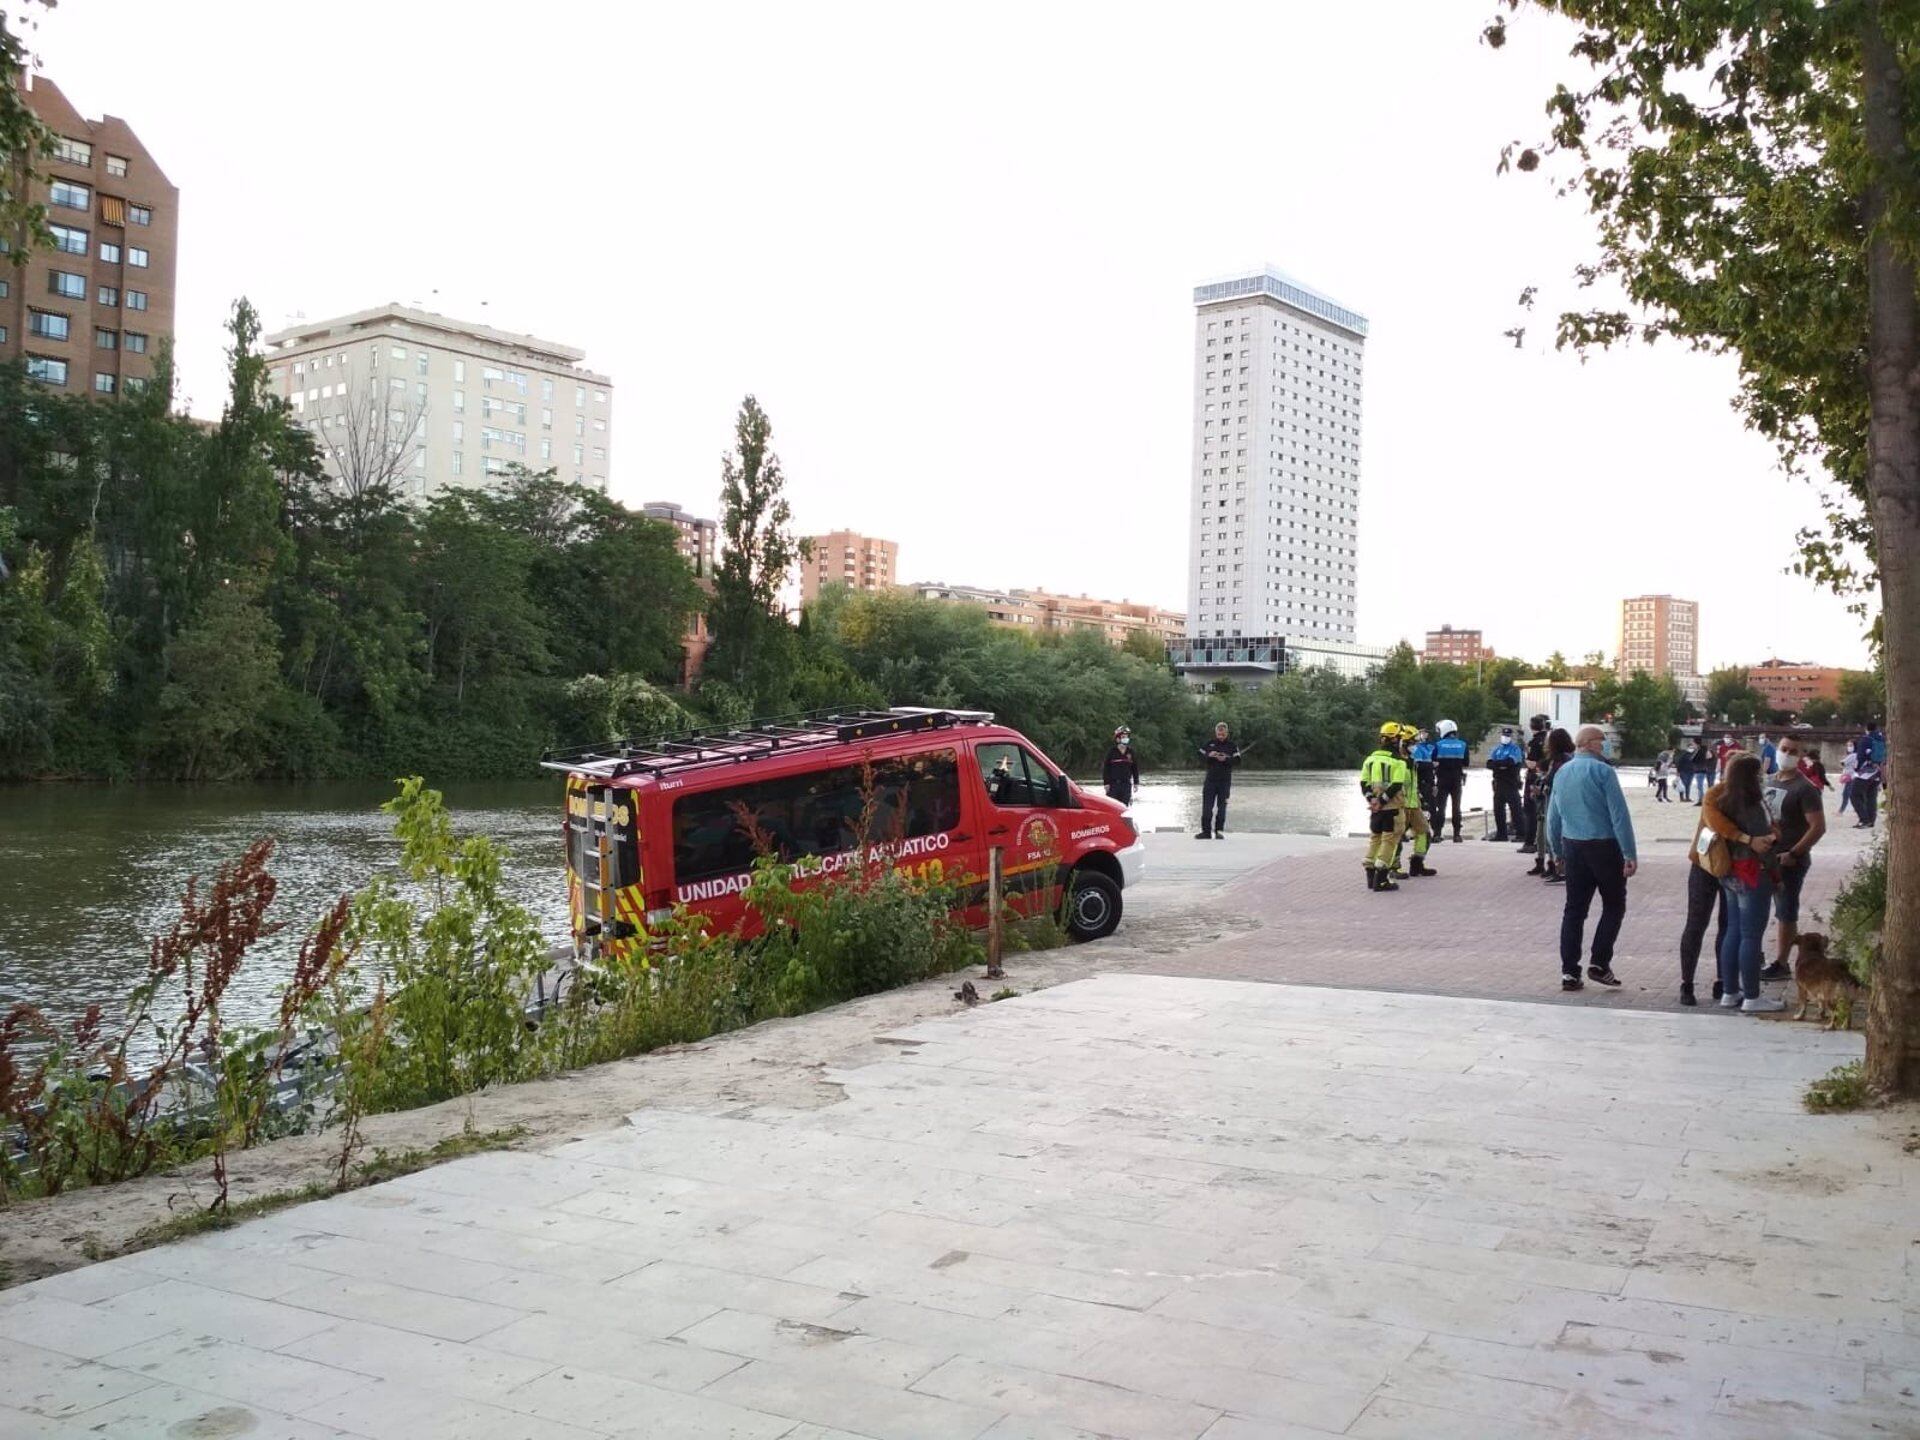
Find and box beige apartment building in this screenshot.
[263,305,612,499]
[1423,625,1494,666]
[906,582,1185,651]
[642,502,718,578]
[1617,594,1700,680]
[802,530,898,603]
[2,76,178,397]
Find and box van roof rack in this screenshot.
[541,706,997,780]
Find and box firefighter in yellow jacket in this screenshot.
[1393,723,1439,879]
[1361,723,1410,892]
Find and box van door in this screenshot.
[972,740,1070,915]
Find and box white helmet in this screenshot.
[1436,719,1458,738]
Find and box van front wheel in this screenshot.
[1065,870,1122,942]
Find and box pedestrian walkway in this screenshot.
[2,974,1905,1439]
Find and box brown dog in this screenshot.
[1791,932,1863,1029]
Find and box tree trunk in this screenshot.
[1859,5,1920,1097]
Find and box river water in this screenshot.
[0,769,1498,1037]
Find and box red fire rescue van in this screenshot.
[543,708,1146,958]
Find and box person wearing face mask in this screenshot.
[1486,726,1526,841]
[1758,734,1827,981]
[1408,728,1438,827]
[1102,726,1141,806]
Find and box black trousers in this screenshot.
[1678,862,1728,986]
[1559,838,1628,976]
[1433,777,1464,836]
[1853,779,1880,825]
[1519,792,1539,847]
[1492,780,1523,840]
[1105,781,1133,805]
[1200,777,1229,835]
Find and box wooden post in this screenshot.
[985,845,1004,980]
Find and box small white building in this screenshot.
[1516,679,1584,733]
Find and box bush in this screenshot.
[1805,1060,1869,1112]
[1826,840,1885,984]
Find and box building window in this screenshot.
[127,204,151,226]
[125,290,148,311]
[124,332,147,354]
[99,241,121,264]
[49,224,88,255]
[453,359,465,382]
[541,377,554,403]
[127,247,149,268]
[93,372,117,394]
[97,285,118,307]
[26,356,69,386]
[591,446,605,462]
[416,353,428,376]
[391,346,407,361]
[49,270,86,299]
[539,437,551,461]
[572,443,583,465]
[452,389,464,413]
[573,416,584,437]
[53,136,91,165]
[452,449,463,477]
[0,278,7,298]
[95,327,117,350]
[451,420,463,442]
[105,154,129,177]
[540,407,552,429]
[593,389,606,404]
[592,418,606,432]
[49,180,90,210]
[29,311,70,341]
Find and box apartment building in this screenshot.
[801,530,898,604]
[1,77,177,396]
[1423,625,1494,666]
[905,581,1184,650]
[1746,658,1845,713]
[642,501,718,578]
[263,305,612,499]
[1617,594,1699,680]
[1168,633,1393,687]
[1188,266,1366,642]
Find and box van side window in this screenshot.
[977,743,1054,807]
[674,749,961,884]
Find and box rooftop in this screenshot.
[263,303,603,377]
[1193,264,1369,337]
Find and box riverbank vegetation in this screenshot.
[0,779,982,1208]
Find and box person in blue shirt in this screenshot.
[1431,720,1470,842]
[1486,726,1526,841]
[1546,725,1639,992]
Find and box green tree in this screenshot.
[1704,665,1767,725]
[152,580,286,779]
[1800,696,1840,726]
[1615,669,1670,760]
[1838,668,1887,725]
[1490,0,1920,1093]
[0,5,52,253]
[707,397,804,705]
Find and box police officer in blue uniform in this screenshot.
[1432,719,1469,842]
[1486,725,1526,842]
[1408,728,1438,829]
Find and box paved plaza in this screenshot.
[3,968,1912,1439]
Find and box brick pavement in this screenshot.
[1124,821,1873,1012]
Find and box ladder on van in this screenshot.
[566,780,630,949]
[542,707,997,780]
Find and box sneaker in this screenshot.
[1195,832,1212,840]
[1561,975,1584,991]
[1742,995,1787,1014]
[1588,967,1623,987]
[1544,874,1565,885]
[1759,961,1791,981]
[1718,991,1743,1009]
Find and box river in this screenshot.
[0,769,1499,1037]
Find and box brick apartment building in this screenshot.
[1746,658,1845,713]
[1617,594,1700,679]
[2,77,177,396]
[801,530,898,604]
[642,501,718,579]
[905,582,1184,651]
[1423,625,1494,665]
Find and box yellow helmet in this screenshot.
[1379,722,1402,742]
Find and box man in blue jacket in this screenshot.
[1486,726,1526,842]
[1431,720,1469,842]
[1547,725,1638,992]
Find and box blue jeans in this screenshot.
[1717,874,1774,998]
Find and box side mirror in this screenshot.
[1052,773,1074,808]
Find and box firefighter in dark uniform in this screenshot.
[1102,726,1140,805]
[1432,719,1469,842]
[1520,713,1550,859]
[1195,721,1240,839]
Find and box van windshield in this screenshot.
[673,748,961,885]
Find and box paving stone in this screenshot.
[280,1316,558,1403]
[501,1363,806,1438]
[472,1311,745,1393]
[912,1354,1220,1440]
[299,1376,612,1439]
[70,1382,371,1439]
[93,1333,372,1416]
[0,1335,157,1418]
[705,1355,1005,1440]
[271,1272,526,1343]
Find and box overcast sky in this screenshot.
[23,0,1877,670]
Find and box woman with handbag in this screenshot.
[1678,784,1740,1006]
[1712,754,1783,1012]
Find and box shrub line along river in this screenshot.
[0,770,1501,1037]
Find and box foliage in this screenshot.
[1804,1061,1870,1113]
[0,4,52,254]
[0,329,703,781]
[1490,1,1918,1094]
[1705,666,1770,726]
[1827,839,1886,987]
[706,396,805,702]
[1614,669,1681,759]
[1837,668,1886,726]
